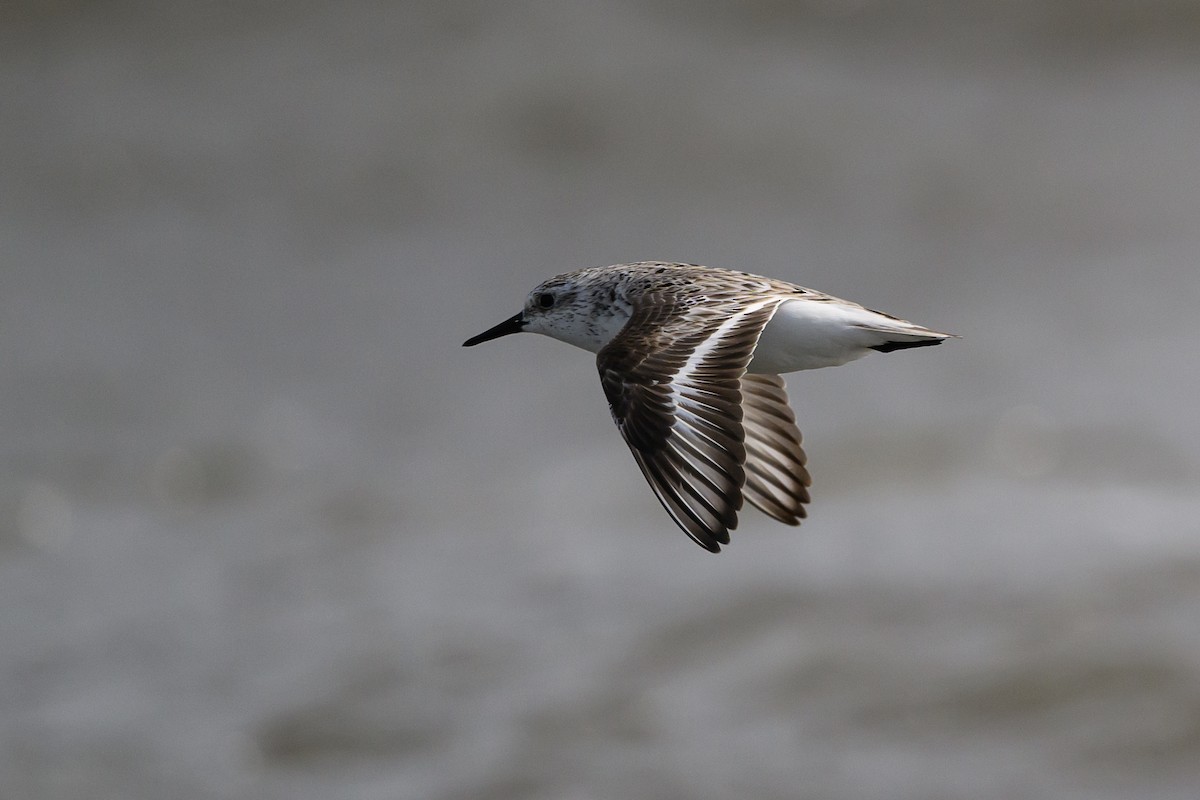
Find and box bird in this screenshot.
[463,262,953,552]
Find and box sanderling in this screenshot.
[464,262,953,552]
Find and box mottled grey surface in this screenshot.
[3,2,1199,799]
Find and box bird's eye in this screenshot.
[536,292,555,309]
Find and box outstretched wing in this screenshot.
[597,294,781,552]
[739,373,810,525]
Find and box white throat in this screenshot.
[533,307,631,354]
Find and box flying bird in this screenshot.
[464,262,953,552]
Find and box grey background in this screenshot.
[3,2,1199,798]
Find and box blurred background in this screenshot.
[3,1,1199,798]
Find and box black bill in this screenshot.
[462,312,526,347]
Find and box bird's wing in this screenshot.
[597,294,781,552]
[739,373,810,525]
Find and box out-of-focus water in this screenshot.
[3,2,1199,798]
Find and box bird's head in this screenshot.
[463,272,629,353]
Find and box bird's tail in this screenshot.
[857,319,956,353]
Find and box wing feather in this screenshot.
[598,295,781,551]
[740,373,811,525]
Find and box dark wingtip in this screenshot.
[870,338,947,354]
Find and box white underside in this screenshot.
[748,298,946,374]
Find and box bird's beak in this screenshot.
[463,312,526,347]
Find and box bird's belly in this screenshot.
[748,298,876,373]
